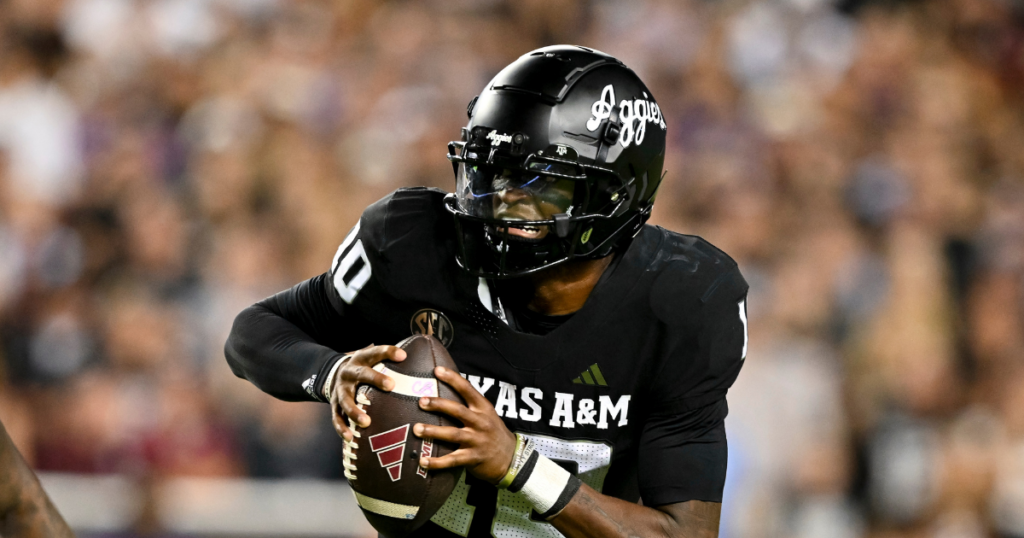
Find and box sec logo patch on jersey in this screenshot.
[410,309,454,347]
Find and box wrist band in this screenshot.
[504,440,582,520]
[497,433,529,489]
[322,354,352,402]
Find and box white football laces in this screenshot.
[343,388,371,481]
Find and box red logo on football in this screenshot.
[369,425,409,482]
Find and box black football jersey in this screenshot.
[312,187,748,537]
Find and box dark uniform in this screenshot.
[225,187,749,538]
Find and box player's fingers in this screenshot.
[358,345,407,366]
[418,396,473,423]
[339,392,371,428]
[349,365,395,392]
[331,402,354,441]
[420,450,472,471]
[434,367,488,407]
[413,423,468,444]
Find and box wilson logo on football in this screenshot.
[369,425,410,482]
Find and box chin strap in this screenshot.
[577,203,651,261]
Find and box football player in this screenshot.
[226,45,748,537]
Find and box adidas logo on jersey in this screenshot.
[572,364,607,386]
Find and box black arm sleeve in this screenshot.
[637,398,729,506]
[224,272,353,402]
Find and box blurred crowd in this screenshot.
[0,0,1022,536]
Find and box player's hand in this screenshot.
[413,366,517,485]
[330,345,406,442]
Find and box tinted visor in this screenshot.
[455,162,581,220]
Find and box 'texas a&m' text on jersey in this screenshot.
[225,187,749,538]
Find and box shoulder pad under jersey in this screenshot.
[646,227,748,328]
[355,187,462,304]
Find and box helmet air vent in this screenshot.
[558,59,624,101]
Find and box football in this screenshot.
[344,335,464,538]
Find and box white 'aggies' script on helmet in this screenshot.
[585,84,667,148]
[486,130,514,146]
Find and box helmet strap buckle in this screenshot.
[553,213,572,238]
[601,105,623,145]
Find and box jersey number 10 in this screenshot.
[333,223,373,304]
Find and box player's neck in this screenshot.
[522,255,615,316]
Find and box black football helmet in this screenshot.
[446,45,667,278]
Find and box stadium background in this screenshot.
[0,0,1022,536]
